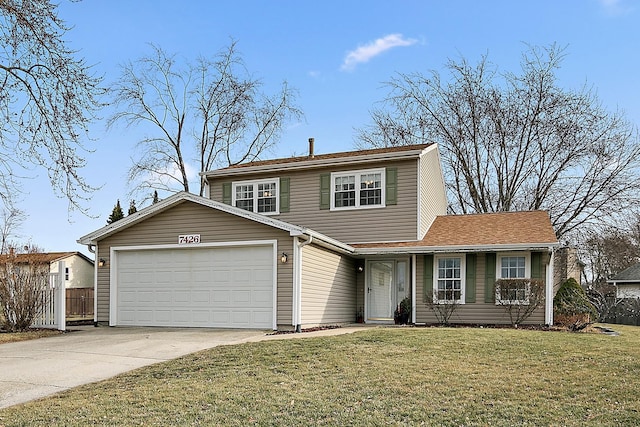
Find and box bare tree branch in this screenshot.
[109,40,303,198]
[0,0,104,214]
[357,44,640,239]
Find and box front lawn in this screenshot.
[0,328,62,344]
[1,325,638,426]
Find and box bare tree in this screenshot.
[580,226,640,287]
[0,206,25,254]
[357,44,640,239]
[578,220,640,321]
[0,0,103,212]
[109,41,303,197]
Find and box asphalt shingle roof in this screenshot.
[610,263,640,282]
[219,143,433,170]
[352,211,558,249]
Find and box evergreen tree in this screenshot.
[107,200,124,224]
[128,200,137,215]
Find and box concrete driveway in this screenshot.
[0,325,269,409]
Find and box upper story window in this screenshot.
[331,168,385,210]
[232,179,279,214]
[434,255,465,304]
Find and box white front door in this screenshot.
[366,259,409,322]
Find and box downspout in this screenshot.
[293,235,313,332]
[545,248,555,326]
[87,244,99,327]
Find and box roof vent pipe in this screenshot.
[308,138,314,158]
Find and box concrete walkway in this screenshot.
[0,324,373,409]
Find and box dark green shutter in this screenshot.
[279,177,290,213]
[484,253,496,303]
[385,167,397,206]
[319,174,330,210]
[531,252,543,279]
[465,253,477,303]
[423,254,434,303]
[222,182,232,205]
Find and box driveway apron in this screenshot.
[0,326,268,409]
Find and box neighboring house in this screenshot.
[78,143,559,330]
[48,252,95,289]
[1,251,94,289]
[608,263,640,299]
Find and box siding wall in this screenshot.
[210,159,420,243]
[415,253,546,325]
[300,244,356,326]
[419,148,448,239]
[95,201,294,327]
[50,255,94,289]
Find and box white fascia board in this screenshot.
[290,228,354,255]
[202,148,429,178]
[354,242,560,256]
[77,192,305,245]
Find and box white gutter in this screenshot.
[354,242,560,255]
[93,243,98,326]
[294,229,354,255]
[293,235,313,332]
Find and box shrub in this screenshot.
[394,297,411,325]
[553,278,598,331]
[0,250,50,332]
[495,278,545,326]
[425,298,460,326]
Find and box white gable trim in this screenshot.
[78,192,354,254]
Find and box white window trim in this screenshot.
[495,252,531,305]
[330,167,386,211]
[433,254,466,304]
[232,178,279,215]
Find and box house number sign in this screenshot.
[178,234,201,244]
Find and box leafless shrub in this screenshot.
[425,299,460,326]
[495,279,545,326]
[0,247,49,331]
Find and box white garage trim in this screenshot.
[109,240,278,329]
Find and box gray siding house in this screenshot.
[78,143,559,330]
[608,263,640,299]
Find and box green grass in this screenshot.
[1,325,639,426]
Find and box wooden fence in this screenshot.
[66,288,94,318]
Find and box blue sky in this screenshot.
[15,0,640,256]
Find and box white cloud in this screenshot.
[598,0,634,15]
[341,33,418,72]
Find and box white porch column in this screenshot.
[545,250,555,325]
[411,254,417,324]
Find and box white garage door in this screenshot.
[114,245,274,328]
